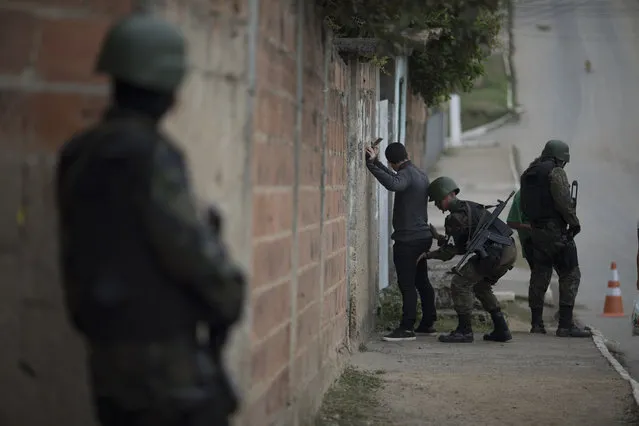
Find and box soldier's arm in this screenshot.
[428,213,467,260]
[549,167,580,227]
[427,244,458,261]
[366,159,410,191]
[138,142,245,327]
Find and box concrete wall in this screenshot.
[0,1,428,425]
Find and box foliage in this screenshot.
[317,0,505,106]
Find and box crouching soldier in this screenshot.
[421,177,517,343]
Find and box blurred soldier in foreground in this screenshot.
[422,177,516,344]
[520,139,590,337]
[55,15,245,426]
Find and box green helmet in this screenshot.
[96,15,187,92]
[428,176,460,202]
[541,139,570,163]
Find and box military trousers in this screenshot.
[520,236,534,270]
[95,396,230,426]
[451,243,517,316]
[528,230,581,310]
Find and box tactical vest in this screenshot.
[57,114,206,342]
[520,160,564,226]
[449,200,513,249]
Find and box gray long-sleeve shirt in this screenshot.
[366,158,431,242]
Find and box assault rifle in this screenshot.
[450,190,516,276]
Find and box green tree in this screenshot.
[318,0,504,106]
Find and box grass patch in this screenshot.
[460,53,509,132]
[315,366,386,425]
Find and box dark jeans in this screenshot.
[95,397,230,426]
[393,238,437,330]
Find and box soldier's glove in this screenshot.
[568,224,581,238]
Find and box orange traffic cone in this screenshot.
[602,262,625,317]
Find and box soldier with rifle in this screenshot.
[419,177,517,344]
[520,139,590,337]
[55,15,245,426]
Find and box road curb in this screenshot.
[589,327,639,408]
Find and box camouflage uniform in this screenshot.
[55,15,244,426]
[520,139,590,337]
[426,177,516,344]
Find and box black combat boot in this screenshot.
[484,310,513,342]
[438,314,474,343]
[556,305,592,338]
[530,307,547,334]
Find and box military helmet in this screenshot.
[96,15,187,92]
[541,139,570,163]
[428,176,460,202]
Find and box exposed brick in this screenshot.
[36,17,111,83]
[254,89,281,138]
[297,188,320,228]
[0,9,38,75]
[252,281,291,340]
[324,250,346,288]
[293,336,320,385]
[298,146,322,185]
[324,189,345,220]
[27,91,106,152]
[252,324,290,383]
[296,302,319,351]
[322,284,346,325]
[253,141,295,187]
[253,190,294,238]
[297,226,320,268]
[296,264,319,312]
[319,313,346,364]
[323,219,346,254]
[248,367,290,425]
[325,154,346,186]
[252,236,292,290]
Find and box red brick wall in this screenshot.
[248,2,349,424]
[405,90,429,169]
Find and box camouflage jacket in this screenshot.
[56,108,243,410]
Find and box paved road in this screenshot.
[350,333,635,425]
[489,0,639,375]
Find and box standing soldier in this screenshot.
[519,139,590,337]
[422,177,516,344]
[55,15,245,426]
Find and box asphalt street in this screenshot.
[489,0,639,376]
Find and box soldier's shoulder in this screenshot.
[548,166,568,181]
[59,120,159,161]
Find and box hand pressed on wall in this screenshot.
[365,146,378,161]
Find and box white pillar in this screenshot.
[449,93,462,147]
